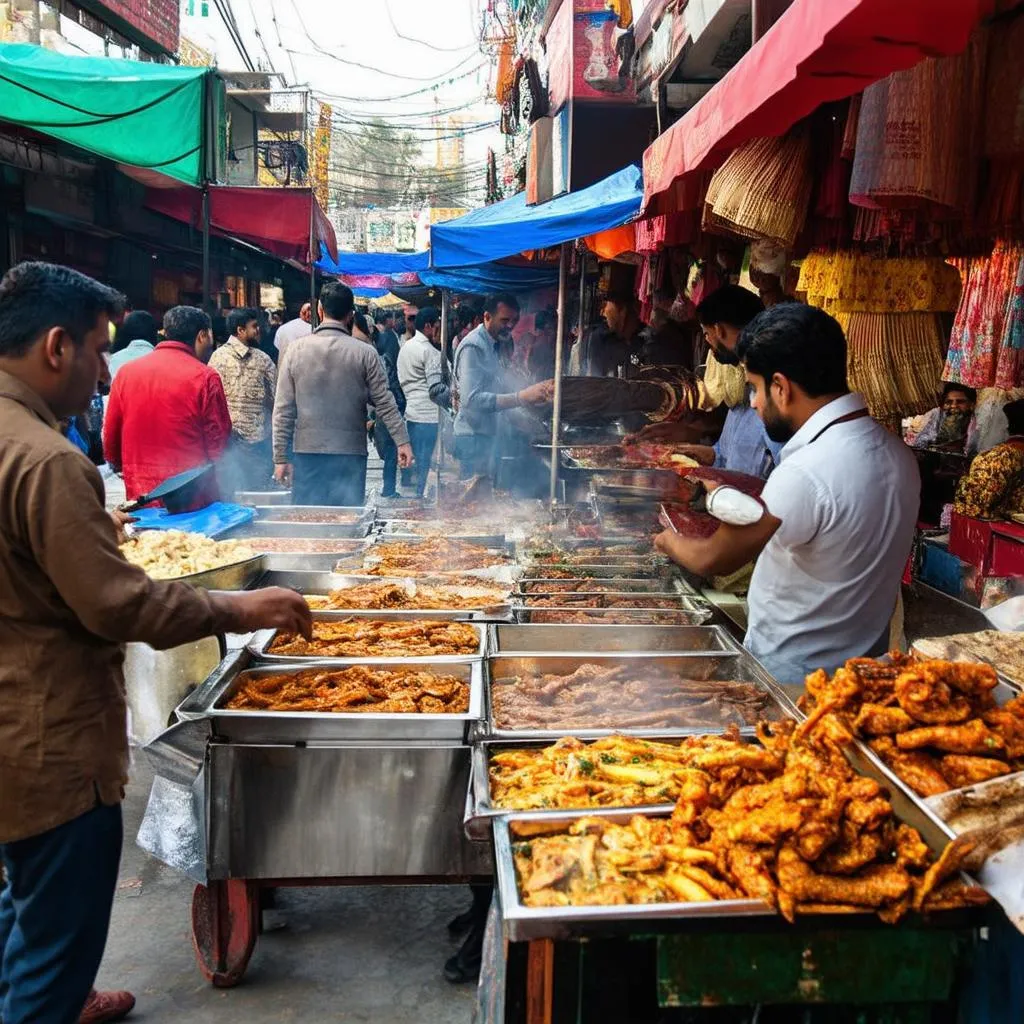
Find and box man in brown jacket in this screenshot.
[0,262,311,1024]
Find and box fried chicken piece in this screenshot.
[896,719,1005,756]
[921,879,990,911]
[939,755,1012,790]
[869,739,951,797]
[930,660,999,697]
[894,671,971,725]
[854,704,915,736]
[982,701,1024,760]
[912,836,979,912]
[721,795,807,845]
[776,842,912,909]
[725,846,778,907]
[894,824,932,873]
[816,824,888,876]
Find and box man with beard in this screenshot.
[910,382,978,455]
[655,286,782,479]
[655,303,919,684]
[451,293,550,479]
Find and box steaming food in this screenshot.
[259,509,366,524]
[309,581,508,611]
[362,538,510,575]
[120,530,255,579]
[251,538,367,553]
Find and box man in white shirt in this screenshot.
[655,304,920,684]
[273,302,311,360]
[397,306,441,498]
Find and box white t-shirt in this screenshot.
[274,317,310,359]
[397,332,441,424]
[745,392,920,684]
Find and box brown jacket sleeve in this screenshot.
[365,347,410,446]
[23,450,234,649]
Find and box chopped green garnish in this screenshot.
[599,753,619,764]
[578,757,595,776]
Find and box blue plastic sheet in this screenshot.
[316,245,429,275]
[130,502,255,538]
[418,263,558,294]
[430,165,642,268]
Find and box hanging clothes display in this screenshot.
[848,30,987,238]
[944,245,1024,390]
[701,128,814,249]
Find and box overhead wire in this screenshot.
[382,0,478,53]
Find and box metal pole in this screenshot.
[201,185,211,312]
[436,287,450,501]
[577,249,588,351]
[549,242,570,507]
[308,188,317,328]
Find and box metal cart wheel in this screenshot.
[191,879,260,988]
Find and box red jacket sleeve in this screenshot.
[103,377,123,469]
[202,374,233,460]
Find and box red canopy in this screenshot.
[642,0,993,214]
[145,185,338,264]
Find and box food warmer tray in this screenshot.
[514,577,687,596]
[483,652,801,741]
[491,775,963,944]
[514,606,715,626]
[235,489,292,506]
[224,506,375,539]
[175,554,267,591]
[250,571,515,621]
[260,547,370,572]
[376,533,510,549]
[487,624,741,657]
[377,519,509,541]
[249,611,488,664]
[175,648,484,743]
[513,586,694,605]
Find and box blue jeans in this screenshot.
[453,434,495,480]
[373,423,399,496]
[292,453,367,506]
[1,802,123,1024]
[406,421,439,498]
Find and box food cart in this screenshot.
[135,501,1005,1018]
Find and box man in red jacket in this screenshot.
[104,306,231,507]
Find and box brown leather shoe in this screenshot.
[79,989,136,1024]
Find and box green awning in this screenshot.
[0,44,213,185]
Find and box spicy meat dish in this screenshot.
[312,581,508,611]
[224,665,470,714]
[363,539,510,575]
[267,619,480,658]
[260,509,364,524]
[522,595,682,609]
[512,720,987,921]
[120,530,255,579]
[526,610,702,625]
[250,538,366,554]
[491,662,774,730]
[518,579,665,595]
[798,655,1024,797]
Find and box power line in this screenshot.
[311,61,488,104]
[211,0,257,72]
[382,0,478,53]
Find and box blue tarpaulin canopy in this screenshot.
[429,165,643,268]
[316,247,429,275]
[418,262,558,294]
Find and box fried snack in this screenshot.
[800,657,1024,797]
[491,662,775,731]
[513,722,986,921]
[519,579,661,595]
[120,530,255,579]
[363,539,509,576]
[312,581,507,611]
[522,595,682,609]
[267,619,479,658]
[489,733,781,811]
[527,610,698,625]
[224,665,469,714]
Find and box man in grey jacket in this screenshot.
[273,282,412,505]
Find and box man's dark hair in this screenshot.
[320,281,355,321]
[113,309,159,354]
[0,261,124,358]
[455,304,480,332]
[163,305,212,345]
[1005,399,1024,436]
[483,293,520,316]
[353,312,371,336]
[738,304,848,398]
[378,311,395,326]
[942,381,976,405]
[696,285,765,330]
[226,307,258,338]
[604,291,635,310]
[415,306,439,332]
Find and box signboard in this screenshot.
[80,0,179,54]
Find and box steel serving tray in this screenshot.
[226,507,374,539]
[487,624,740,657]
[176,650,484,743]
[171,553,267,591]
[235,490,292,506]
[484,652,799,741]
[515,577,684,596]
[494,808,770,941]
[249,612,487,664]
[514,588,692,606]
[514,606,715,626]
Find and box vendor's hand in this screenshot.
[671,444,716,467]
[626,421,700,445]
[654,529,685,564]
[109,508,137,544]
[273,462,293,488]
[397,443,414,469]
[222,587,313,639]
[519,381,555,406]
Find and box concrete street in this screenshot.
[96,760,477,1023]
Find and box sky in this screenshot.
[182,0,502,183]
